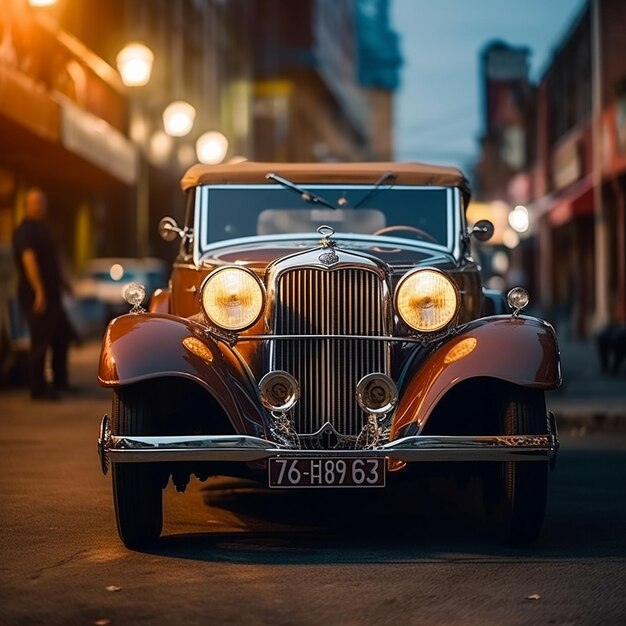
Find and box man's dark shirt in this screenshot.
[12,218,63,310]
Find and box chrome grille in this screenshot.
[271,267,388,435]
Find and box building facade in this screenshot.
[1,0,401,274]
[0,0,254,269]
[249,0,401,162]
[476,0,626,339]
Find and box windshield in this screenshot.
[196,184,456,252]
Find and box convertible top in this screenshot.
[181,161,471,200]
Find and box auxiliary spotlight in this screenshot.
[356,373,398,415]
[258,371,300,412]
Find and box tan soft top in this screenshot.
[181,161,470,199]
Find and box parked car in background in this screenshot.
[97,161,561,549]
[0,244,29,387]
[73,257,167,334]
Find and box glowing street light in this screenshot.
[28,0,57,6]
[508,204,530,233]
[116,43,154,87]
[196,131,228,164]
[162,101,196,137]
[149,130,173,166]
[116,42,154,258]
[177,144,197,169]
[502,228,520,249]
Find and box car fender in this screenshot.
[148,288,170,314]
[391,315,562,436]
[98,313,264,433]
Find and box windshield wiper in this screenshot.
[353,171,396,208]
[266,172,337,210]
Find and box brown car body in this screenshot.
[97,161,561,549]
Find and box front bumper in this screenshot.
[98,413,559,474]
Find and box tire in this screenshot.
[482,386,549,545]
[111,385,163,549]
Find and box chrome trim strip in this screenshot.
[106,433,557,464]
[194,185,207,265]
[242,334,425,343]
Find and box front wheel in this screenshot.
[111,385,164,549]
[482,387,550,545]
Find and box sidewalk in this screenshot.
[547,332,626,432]
[69,339,106,394]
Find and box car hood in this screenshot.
[198,234,457,272]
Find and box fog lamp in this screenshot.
[259,371,300,412]
[507,287,529,315]
[356,373,398,415]
[123,282,146,311]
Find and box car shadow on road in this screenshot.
[149,454,626,564]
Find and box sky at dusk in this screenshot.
[390,0,587,171]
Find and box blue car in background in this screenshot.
[72,257,168,334]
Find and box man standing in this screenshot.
[12,188,75,400]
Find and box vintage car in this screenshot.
[97,161,561,549]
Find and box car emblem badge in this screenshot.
[317,224,339,265]
[319,251,339,265]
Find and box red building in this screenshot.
[533,0,626,338]
[477,0,626,339]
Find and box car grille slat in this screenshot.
[272,267,388,436]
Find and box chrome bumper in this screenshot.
[98,413,559,474]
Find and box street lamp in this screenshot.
[162,101,196,137]
[196,131,228,164]
[116,43,154,87]
[502,229,520,249]
[177,144,197,170]
[149,130,173,166]
[508,204,530,233]
[117,42,154,258]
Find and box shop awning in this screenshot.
[547,174,595,227]
[0,64,135,189]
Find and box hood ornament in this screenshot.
[317,224,339,265]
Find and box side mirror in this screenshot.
[159,216,182,242]
[470,219,494,242]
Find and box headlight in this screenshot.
[395,268,459,332]
[200,266,265,331]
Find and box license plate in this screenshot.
[268,457,386,488]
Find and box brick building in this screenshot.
[476,0,626,339]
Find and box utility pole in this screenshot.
[592,0,609,330]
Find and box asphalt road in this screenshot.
[1,350,625,625]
